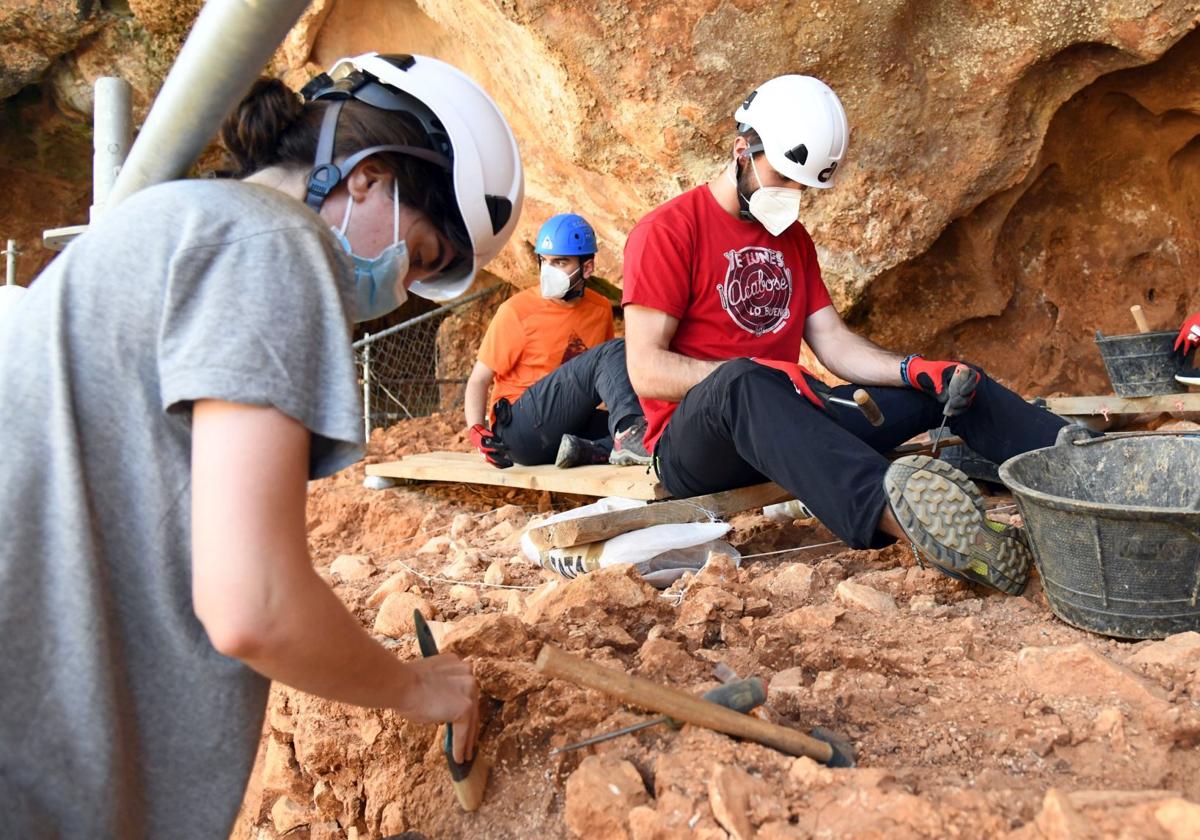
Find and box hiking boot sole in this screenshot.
[884,455,1031,596]
[555,435,610,469]
[608,449,652,467]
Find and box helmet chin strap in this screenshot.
[728,156,753,220]
[562,265,586,301]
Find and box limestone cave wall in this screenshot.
[1,0,1198,394]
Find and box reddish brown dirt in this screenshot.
[234,412,1200,840]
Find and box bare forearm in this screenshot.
[629,346,723,401]
[233,565,423,715]
[464,375,490,428]
[816,331,906,386]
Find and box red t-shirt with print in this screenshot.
[621,185,833,451]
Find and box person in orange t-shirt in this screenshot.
[465,214,650,468]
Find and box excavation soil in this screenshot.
[232,412,1200,840]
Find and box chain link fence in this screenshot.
[353,285,506,438]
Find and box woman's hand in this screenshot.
[395,653,481,763]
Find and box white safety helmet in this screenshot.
[734,75,848,189]
[301,52,524,301]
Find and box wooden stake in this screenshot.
[1131,304,1151,334]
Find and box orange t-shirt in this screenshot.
[478,287,615,414]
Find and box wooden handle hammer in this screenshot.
[535,644,846,763]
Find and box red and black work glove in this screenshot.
[750,358,828,411]
[469,424,513,469]
[1175,312,1200,356]
[902,355,981,416]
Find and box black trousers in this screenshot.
[655,358,1068,549]
[494,339,643,466]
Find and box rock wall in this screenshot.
[858,25,1200,394]
[1,0,1198,393]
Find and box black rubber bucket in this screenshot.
[1094,329,1183,397]
[999,427,1200,639]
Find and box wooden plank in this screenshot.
[366,451,669,500]
[526,482,790,550]
[1045,393,1200,416]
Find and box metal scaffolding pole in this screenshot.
[90,77,133,222]
[105,0,312,210]
[4,240,16,286]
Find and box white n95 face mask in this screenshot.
[730,154,803,236]
[540,262,580,299]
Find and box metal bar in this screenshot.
[105,0,312,209]
[376,377,468,386]
[91,77,133,220]
[351,285,499,349]
[374,381,415,420]
[4,240,16,286]
[362,336,372,442]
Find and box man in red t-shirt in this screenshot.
[622,75,1068,596]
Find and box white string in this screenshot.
[384,555,540,591]
[736,538,844,560]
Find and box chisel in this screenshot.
[413,611,490,811]
[931,364,973,457]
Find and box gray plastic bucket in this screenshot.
[1094,329,1184,397]
[999,427,1200,639]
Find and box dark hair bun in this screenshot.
[220,77,305,177]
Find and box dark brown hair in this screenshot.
[220,77,467,253]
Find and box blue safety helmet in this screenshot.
[534,214,597,257]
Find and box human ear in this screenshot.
[343,158,391,203]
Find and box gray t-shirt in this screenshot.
[0,180,363,837]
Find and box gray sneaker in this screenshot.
[609,417,652,466]
[884,455,1032,596]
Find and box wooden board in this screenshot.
[526,481,791,550]
[366,451,671,500]
[1045,393,1200,417]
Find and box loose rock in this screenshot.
[367,570,415,608]
[329,553,374,580]
[767,564,819,603]
[1017,643,1175,730]
[835,580,897,613]
[373,591,434,637]
[1155,798,1200,840]
[564,755,650,839]
[1128,632,1200,673]
[708,764,768,840]
[270,795,310,835]
[484,560,507,586]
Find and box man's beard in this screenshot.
[736,157,757,201]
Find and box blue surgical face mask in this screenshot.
[331,179,410,323]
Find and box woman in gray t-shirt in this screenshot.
[0,54,522,838]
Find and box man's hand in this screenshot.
[903,355,980,415]
[395,653,481,763]
[751,358,827,410]
[469,424,512,468]
[1176,313,1200,355]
